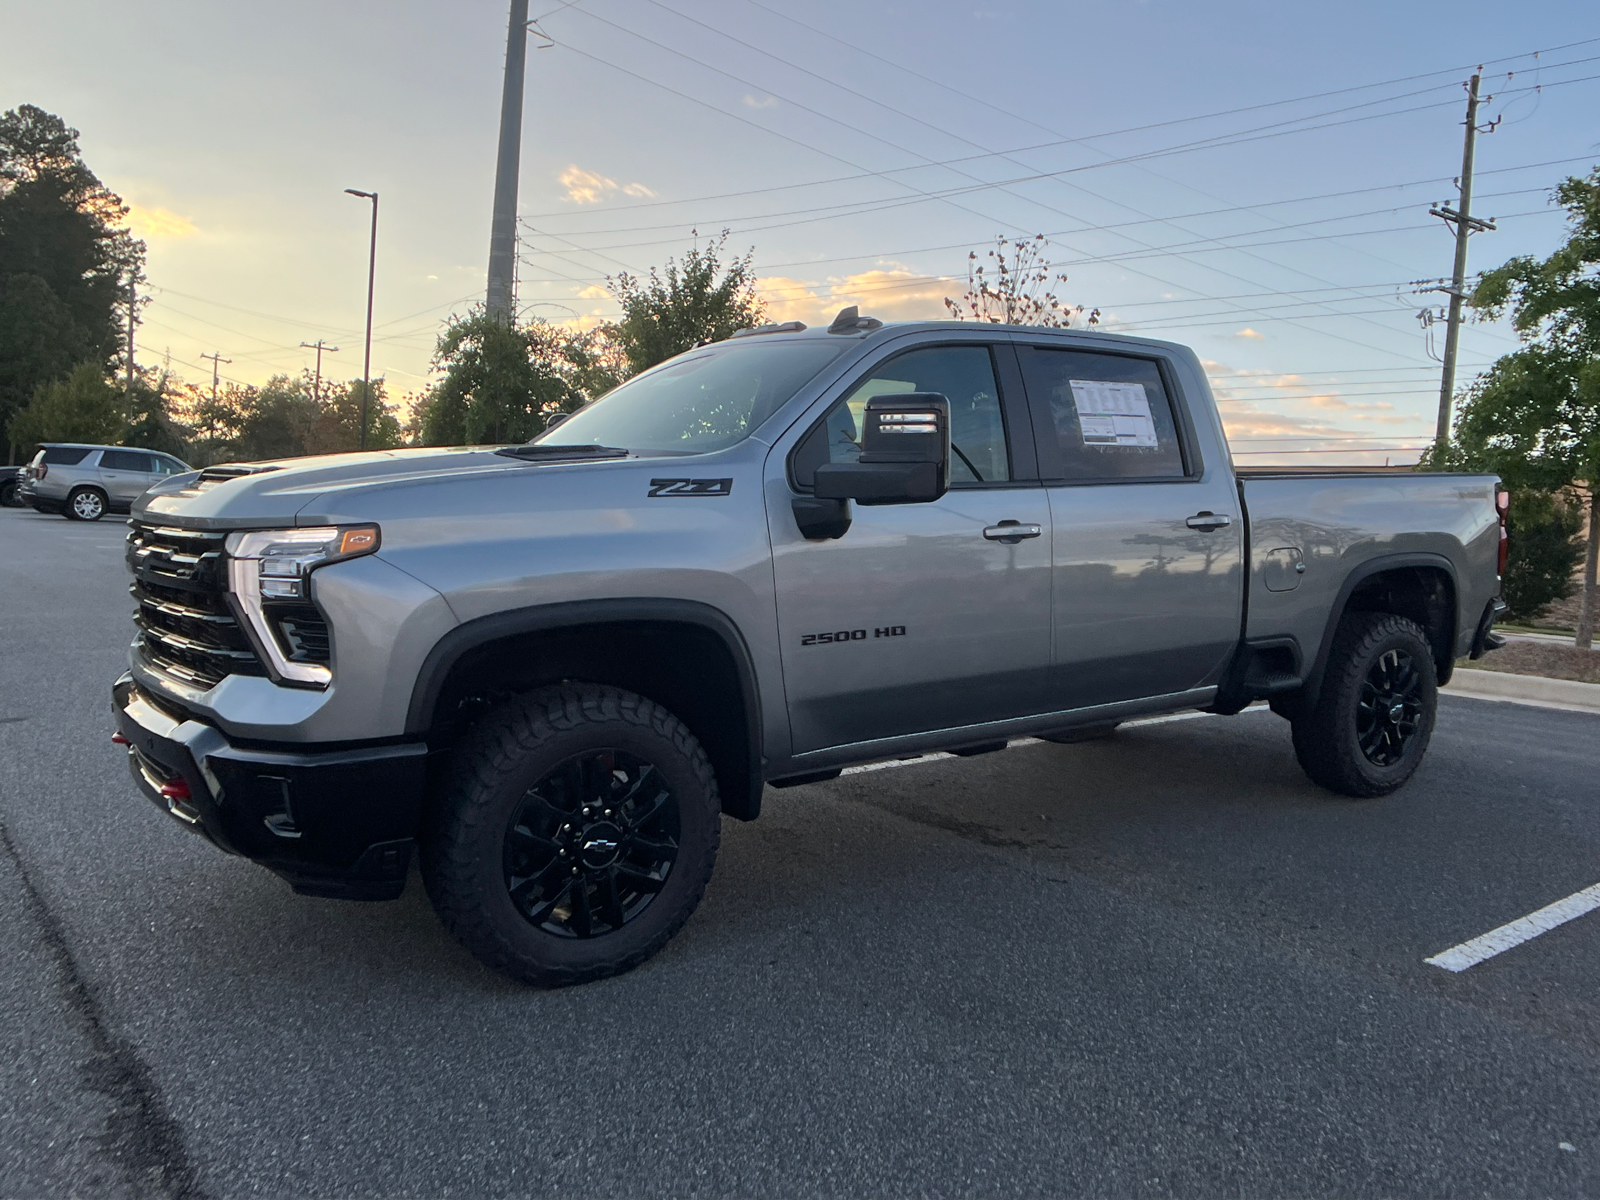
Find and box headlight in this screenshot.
[224,526,380,686]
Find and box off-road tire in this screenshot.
[1291,612,1437,797]
[66,487,107,521]
[422,683,721,987]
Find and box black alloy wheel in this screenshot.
[1355,647,1424,767]
[423,683,720,987]
[1290,611,1438,798]
[504,749,681,938]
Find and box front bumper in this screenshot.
[112,674,428,900]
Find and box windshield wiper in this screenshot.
[495,444,630,462]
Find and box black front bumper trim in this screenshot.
[113,675,428,901]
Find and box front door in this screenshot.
[1014,344,1243,710]
[770,342,1053,754]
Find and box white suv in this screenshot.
[21,444,192,521]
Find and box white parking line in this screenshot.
[1425,883,1600,972]
[839,705,1270,777]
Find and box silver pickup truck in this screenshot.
[112,312,1507,986]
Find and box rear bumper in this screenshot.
[112,674,428,900]
[1469,597,1509,659]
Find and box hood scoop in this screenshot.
[192,464,284,491]
[496,444,629,463]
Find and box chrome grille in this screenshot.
[127,523,266,688]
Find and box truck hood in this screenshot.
[133,446,627,528]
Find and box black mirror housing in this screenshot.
[810,393,950,505]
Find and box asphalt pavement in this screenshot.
[3,503,1599,1199]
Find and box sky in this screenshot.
[3,0,1598,464]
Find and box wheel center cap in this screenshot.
[578,822,623,869]
[1388,700,1406,723]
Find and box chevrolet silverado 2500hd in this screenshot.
[112,312,1507,986]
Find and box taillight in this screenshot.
[1496,489,1510,576]
[35,463,46,480]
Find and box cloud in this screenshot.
[741,94,778,109]
[756,266,953,327]
[559,165,655,204]
[1233,327,1265,340]
[124,205,197,239]
[575,284,609,300]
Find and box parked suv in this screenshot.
[21,444,191,521]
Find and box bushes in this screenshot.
[1502,488,1585,623]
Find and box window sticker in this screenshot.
[1069,380,1158,448]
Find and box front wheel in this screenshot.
[1291,612,1437,797]
[422,684,721,987]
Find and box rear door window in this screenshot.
[152,455,190,475]
[40,447,92,466]
[1017,347,1189,481]
[100,450,154,473]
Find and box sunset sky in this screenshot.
[3,0,1598,462]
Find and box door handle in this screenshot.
[1185,512,1233,531]
[983,521,1043,543]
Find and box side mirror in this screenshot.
[812,394,949,505]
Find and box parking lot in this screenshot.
[3,502,1599,1199]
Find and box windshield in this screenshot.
[534,338,850,455]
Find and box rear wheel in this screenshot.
[422,683,721,987]
[66,487,106,521]
[1291,612,1437,797]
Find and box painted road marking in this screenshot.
[1425,882,1600,972]
[840,705,1269,777]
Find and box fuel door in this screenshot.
[1262,547,1305,592]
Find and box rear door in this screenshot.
[770,339,1053,754]
[97,449,158,504]
[1013,342,1242,709]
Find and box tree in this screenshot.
[1499,487,1586,622]
[0,105,144,458]
[417,309,582,446]
[1445,167,1600,647]
[605,230,764,376]
[944,235,1098,327]
[6,361,123,448]
[173,371,403,465]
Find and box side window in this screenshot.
[101,450,153,473]
[793,345,1010,488]
[1018,348,1187,481]
[41,447,91,466]
[153,456,188,475]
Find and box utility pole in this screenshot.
[299,340,340,405]
[124,276,137,409]
[1428,73,1497,446]
[486,0,530,319]
[199,352,231,406]
[344,189,379,449]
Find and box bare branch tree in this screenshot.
[944,235,1099,328]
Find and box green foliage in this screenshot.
[416,309,582,446]
[119,373,189,458]
[6,362,123,447]
[605,231,764,376]
[1443,164,1600,645]
[0,104,144,455]
[179,373,403,467]
[1500,488,1585,622]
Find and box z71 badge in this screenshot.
[648,478,733,497]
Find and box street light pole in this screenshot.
[344,189,379,450]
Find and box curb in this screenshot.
[1446,667,1600,715]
